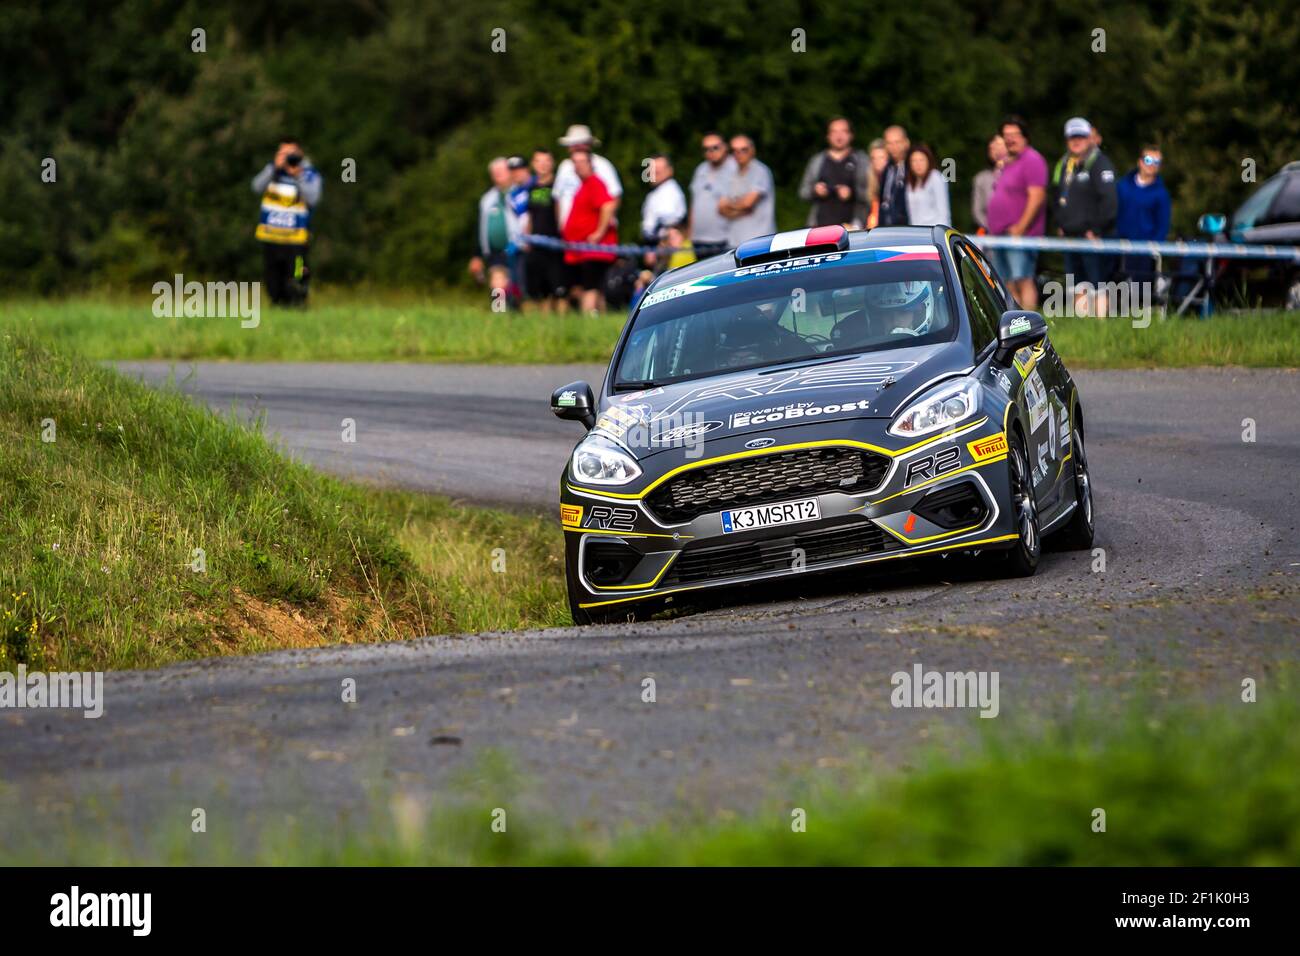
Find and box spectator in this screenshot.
[1115,144,1171,286]
[252,139,322,306]
[658,221,697,272]
[904,143,951,226]
[632,220,697,309]
[720,135,777,246]
[561,150,618,315]
[866,137,888,228]
[797,117,870,228]
[520,148,568,313]
[553,125,622,229]
[469,157,520,308]
[986,115,1048,309]
[689,132,737,258]
[506,156,531,301]
[877,125,911,226]
[640,153,688,245]
[971,134,1007,232]
[506,156,531,217]
[1052,116,1119,316]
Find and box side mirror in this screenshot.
[551,381,596,430]
[1198,213,1227,236]
[994,310,1047,365]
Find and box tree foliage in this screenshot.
[0,0,1295,291]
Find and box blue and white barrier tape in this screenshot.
[973,234,1300,262]
[513,234,655,257]
[514,231,1300,262]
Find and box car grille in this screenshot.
[645,446,889,524]
[662,520,899,585]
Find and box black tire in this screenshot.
[1000,430,1041,577]
[1055,422,1095,550]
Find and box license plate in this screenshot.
[721,498,821,533]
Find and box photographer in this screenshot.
[251,140,322,305]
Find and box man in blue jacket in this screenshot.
[1115,145,1172,285]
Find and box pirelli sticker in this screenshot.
[968,433,1008,462]
[561,504,583,527]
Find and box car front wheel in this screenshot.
[1000,431,1041,577]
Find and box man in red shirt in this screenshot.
[562,149,618,314]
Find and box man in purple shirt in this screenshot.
[986,115,1048,309]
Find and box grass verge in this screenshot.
[0,294,624,365]
[0,331,567,671]
[5,691,1296,864]
[6,294,1296,367]
[1048,310,1300,368]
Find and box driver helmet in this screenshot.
[866,281,934,336]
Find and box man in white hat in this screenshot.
[553,124,623,229]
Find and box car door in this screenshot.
[953,239,1068,507]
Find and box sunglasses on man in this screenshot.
[1142,155,1162,166]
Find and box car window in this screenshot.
[614,253,955,388]
[966,242,1013,308]
[1231,175,1286,238]
[955,248,1001,353]
[1265,173,1300,225]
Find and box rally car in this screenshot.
[551,225,1094,624]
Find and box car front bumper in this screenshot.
[560,413,1019,612]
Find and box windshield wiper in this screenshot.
[613,379,658,392]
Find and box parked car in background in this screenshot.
[1199,161,1300,310]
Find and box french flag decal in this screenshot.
[735,225,849,264]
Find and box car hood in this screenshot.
[596,342,970,459]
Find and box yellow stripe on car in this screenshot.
[567,418,989,501]
[851,454,1007,509]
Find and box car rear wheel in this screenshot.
[999,431,1041,577]
[1056,423,1095,550]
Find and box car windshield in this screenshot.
[614,249,955,389]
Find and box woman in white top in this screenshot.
[904,143,951,226]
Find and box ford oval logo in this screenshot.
[745,437,776,449]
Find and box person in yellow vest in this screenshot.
[251,140,322,305]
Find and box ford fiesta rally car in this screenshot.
[551,225,1095,624]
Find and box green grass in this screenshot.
[6,691,1297,865]
[0,331,567,671]
[1048,310,1300,368]
[4,294,1296,367]
[0,294,625,364]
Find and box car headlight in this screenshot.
[571,435,643,485]
[888,379,981,438]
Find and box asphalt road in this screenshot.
[116,361,600,509]
[3,363,1298,850]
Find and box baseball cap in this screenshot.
[506,156,527,170]
[1064,117,1092,139]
